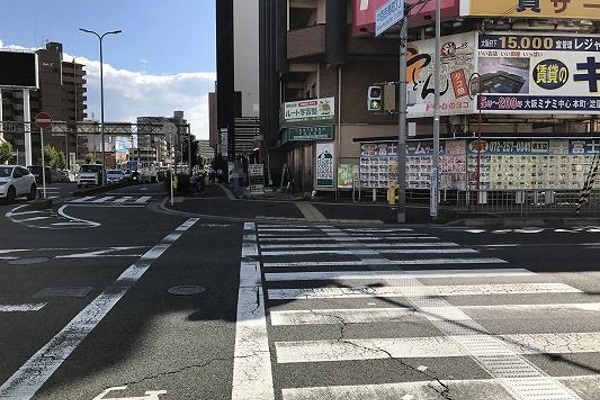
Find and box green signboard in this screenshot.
[288,126,334,141]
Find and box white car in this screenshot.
[106,169,126,183]
[0,165,37,202]
[77,164,104,188]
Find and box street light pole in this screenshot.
[79,28,122,185]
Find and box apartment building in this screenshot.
[1,41,87,165]
[136,112,189,167]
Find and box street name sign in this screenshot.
[375,0,404,37]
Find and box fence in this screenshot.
[447,189,600,218]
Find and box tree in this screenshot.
[0,139,13,164]
[43,145,66,170]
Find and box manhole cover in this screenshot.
[8,257,49,265]
[167,285,206,296]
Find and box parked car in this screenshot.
[106,169,126,183]
[77,164,104,188]
[51,169,71,182]
[27,165,52,184]
[0,165,37,203]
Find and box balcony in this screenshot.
[287,24,325,61]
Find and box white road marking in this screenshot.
[259,233,437,240]
[91,196,115,203]
[55,246,147,259]
[271,302,600,326]
[310,225,584,400]
[261,248,477,255]
[231,222,274,400]
[71,196,96,203]
[264,268,535,282]
[0,218,198,400]
[91,385,166,400]
[275,332,600,363]
[260,242,460,248]
[9,216,51,222]
[5,210,43,217]
[0,249,29,255]
[56,205,100,228]
[0,303,46,312]
[134,196,152,204]
[268,283,581,300]
[113,196,133,203]
[263,257,507,268]
[281,376,600,400]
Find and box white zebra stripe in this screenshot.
[261,248,477,255]
[268,283,581,300]
[275,332,600,363]
[263,257,507,268]
[264,268,535,282]
[0,303,47,312]
[270,302,600,325]
[260,242,459,248]
[91,196,115,203]
[281,375,600,400]
[113,196,133,203]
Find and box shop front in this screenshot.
[278,97,337,192]
[355,136,600,203]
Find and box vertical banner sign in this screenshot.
[316,142,335,187]
[407,31,478,118]
[248,164,265,193]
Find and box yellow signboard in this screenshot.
[460,0,600,20]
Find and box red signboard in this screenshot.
[352,0,459,36]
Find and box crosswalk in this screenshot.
[67,195,152,206]
[233,223,600,400]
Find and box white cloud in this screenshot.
[0,41,216,140]
[74,56,216,140]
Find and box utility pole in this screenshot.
[397,17,408,223]
[431,0,441,220]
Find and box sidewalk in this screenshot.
[160,184,599,227]
[161,184,431,225]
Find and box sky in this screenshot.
[0,0,217,139]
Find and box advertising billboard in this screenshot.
[281,97,335,124]
[460,0,600,21]
[477,32,600,114]
[353,0,459,36]
[0,50,38,89]
[407,31,478,118]
[406,31,600,117]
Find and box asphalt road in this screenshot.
[1,182,599,400]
